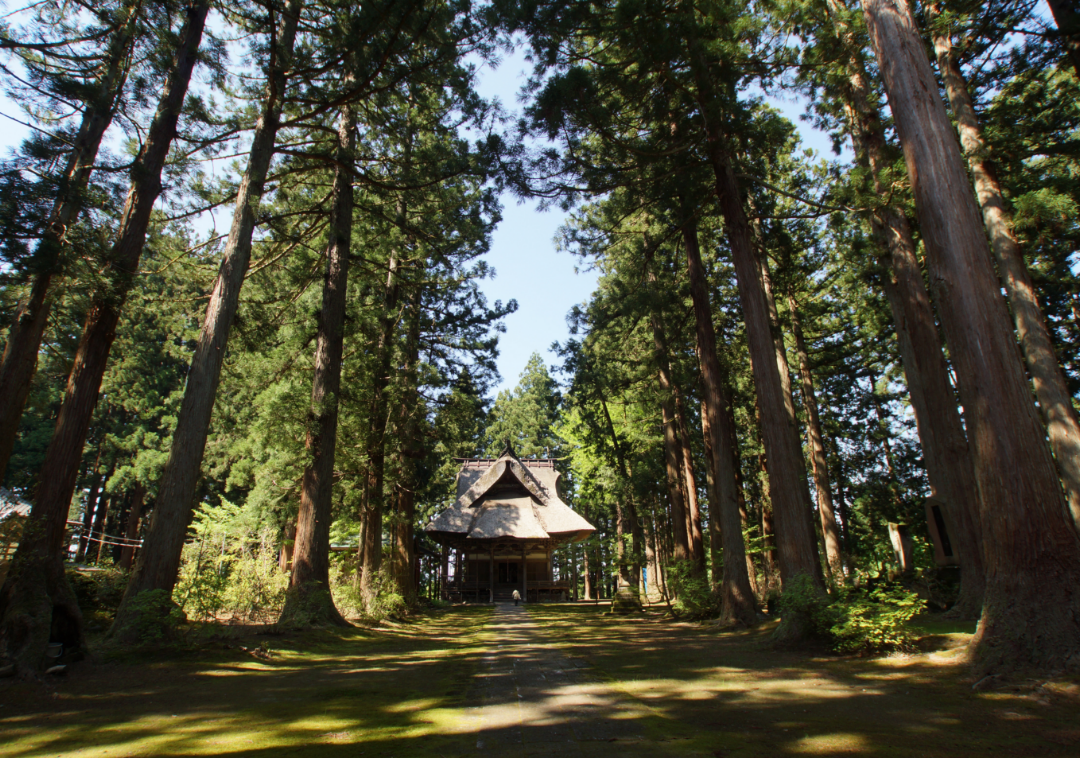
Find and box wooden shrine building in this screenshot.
[425,444,594,602]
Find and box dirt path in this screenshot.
[459,602,684,757]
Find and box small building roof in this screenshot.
[425,445,594,546]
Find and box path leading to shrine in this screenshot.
[0,603,1078,756]
[460,602,683,756]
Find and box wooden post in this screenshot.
[522,545,528,603]
[440,544,449,601]
[489,544,494,603]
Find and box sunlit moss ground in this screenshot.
[0,607,494,757]
[526,605,1080,757]
[0,603,1078,757]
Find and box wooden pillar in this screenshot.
[440,544,449,601]
[489,544,495,603]
[522,545,528,603]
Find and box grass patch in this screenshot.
[0,606,492,758]
[523,603,1080,757]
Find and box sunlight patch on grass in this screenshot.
[789,732,872,753]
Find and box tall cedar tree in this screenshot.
[0,1,210,671]
[862,0,1080,678]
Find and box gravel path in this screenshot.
[457,602,697,757]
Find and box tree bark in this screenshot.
[678,217,757,624]
[684,35,824,627]
[651,326,690,565]
[0,0,143,480]
[278,98,355,629]
[360,239,401,610]
[787,291,844,582]
[1045,0,1080,80]
[119,0,305,626]
[929,7,1080,533]
[863,0,1080,677]
[118,483,145,571]
[392,293,422,601]
[599,397,638,590]
[0,2,209,666]
[827,0,985,616]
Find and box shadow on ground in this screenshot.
[0,603,1076,757]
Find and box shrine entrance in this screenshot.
[425,443,595,603]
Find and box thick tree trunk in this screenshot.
[392,295,422,601]
[0,2,209,665]
[827,0,986,615]
[678,218,756,624]
[0,0,143,480]
[116,0,306,631]
[863,0,1080,677]
[700,397,722,592]
[1045,0,1080,80]
[360,247,400,609]
[684,39,824,634]
[278,100,355,629]
[673,389,705,572]
[787,292,844,582]
[930,10,1080,533]
[652,334,691,564]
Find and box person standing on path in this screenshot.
[512,589,521,606]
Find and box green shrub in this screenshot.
[824,584,924,654]
[69,567,130,625]
[174,500,288,623]
[331,563,407,622]
[666,560,718,619]
[778,575,924,654]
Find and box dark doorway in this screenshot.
[498,561,519,584]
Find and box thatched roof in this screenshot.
[425,447,594,545]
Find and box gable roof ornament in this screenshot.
[457,447,550,509]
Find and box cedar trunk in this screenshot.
[0,0,143,480]
[827,1,986,614]
[392,296,422,601]
[0,3,209,666]
[684,37,824,618]
[679,218,757,624]
[787,293,844,581]
[360,250,400,608]
[930,11,1080,533]
[279,101,355,629]
[1045,0,1080,79]
[116,0,306,629]
[863,0,1080,677]
[118,484,145,571]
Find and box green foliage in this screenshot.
[485,353,562,457]
[331,563,406,622]
[666,561,717,619]
[120,589,186,645]
[68,567,130,628]
[174,499,288,623]
[779,575,925,655]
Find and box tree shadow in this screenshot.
[0,603,1077,757]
